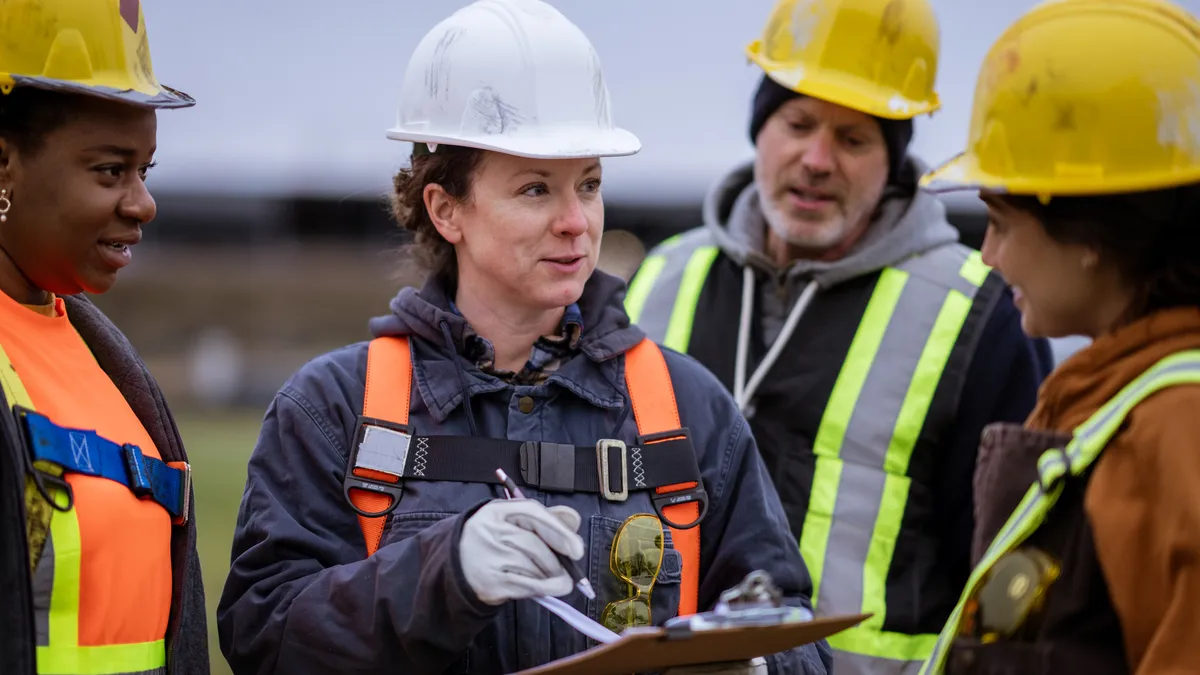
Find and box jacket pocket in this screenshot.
[379,511,471,675]
[381,510,458,545]
[585,513,683,645]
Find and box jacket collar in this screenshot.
[367,270,645,423]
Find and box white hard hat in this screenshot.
[385,0,641,159]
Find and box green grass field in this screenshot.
[175,408,268,675]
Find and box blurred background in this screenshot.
[102,1,1195,671]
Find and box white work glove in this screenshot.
[459,499,585,606]
[662,657,768,675]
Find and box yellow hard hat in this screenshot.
[0,0,193,108]
[921,0,1200,197]
[745,0,941,120]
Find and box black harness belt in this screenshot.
[341,415,708,529]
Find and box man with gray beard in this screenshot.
[625,1,1053,673]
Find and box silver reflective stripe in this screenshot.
[836,650,924,675]
[83,669,167,675]
[33,531,54,646]
[38,662,166,675]
[625,229,718,347]
[921,352,1200,675]
[817,258,970,600]
[814,244,986,669]
[894,245,983,299]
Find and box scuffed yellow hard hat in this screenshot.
[0,0,193,108]
[746,0,941,120]
[921,0,1200,197]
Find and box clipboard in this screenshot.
[515,612,869,675]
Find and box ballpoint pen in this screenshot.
[495,467,596,600]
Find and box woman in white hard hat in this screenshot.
[216,1,834,674]
[0,1,207,673]
[917,0,1200,673]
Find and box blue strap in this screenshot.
[19,409,189,521]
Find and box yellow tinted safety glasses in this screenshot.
[601,513,665,633]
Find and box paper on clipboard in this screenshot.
[532,596,619,644]
[515,612,870,675]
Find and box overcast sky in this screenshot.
[140,0,1200,203]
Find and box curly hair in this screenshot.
[998,182,1200,322]
[389,144,486,281]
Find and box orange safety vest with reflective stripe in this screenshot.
[346,335,703,616]
[0,295,173,675]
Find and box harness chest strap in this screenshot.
[350,336,703,616]
[0,344,190,525]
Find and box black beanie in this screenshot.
[749,74,913,181]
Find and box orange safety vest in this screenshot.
[345,335,703,616]
[0,296,184,675]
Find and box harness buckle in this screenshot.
[636,427,708,530]
[121,444,154,498]
[519,441,575,492]
[342,415,413,518]
[652,484,710,530]
[167,461,191,526]
[11,405,74,513]
[596,439,628,502]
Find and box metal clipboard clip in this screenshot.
[663,571,815,640]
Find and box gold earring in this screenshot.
[0,188,10,223]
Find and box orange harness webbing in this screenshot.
[348,335,702,617]
[351,336,412,557]
[623,337,702,617]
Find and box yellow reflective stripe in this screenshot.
[662,246,719,353]
[624,254,667,324]
[922,352,1200,674]
[884,291,973,475]
[801,268,907,604]
[46,484,82,649]
[2,342,55,574]
[861,291,972,636]
[827,621,938,661]
[3,341,166,675]
[958,249,989,288]
[37,639,166,675]
[798,457,841,608]
[0,343,34,408]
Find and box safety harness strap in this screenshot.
[346,430,700,494]
[16,407,190,522]
[350,336,705,619]
[921,349,1200,674]
[624,338,702,617]
[353,336,412,556]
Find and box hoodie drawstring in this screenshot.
[440,319,480,436]
[733,268,819,414]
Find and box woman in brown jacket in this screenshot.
[913,1,1200,673]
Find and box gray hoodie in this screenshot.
[706,158,960,289]
[693,157,964,410]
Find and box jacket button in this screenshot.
[518,396,535,414]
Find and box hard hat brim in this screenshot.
[922,150,1200,197]
[384,126,641,159]
[918,153,986,194]
[748,45,941,121]
[758,69,940,121]
[10,75,195,109]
